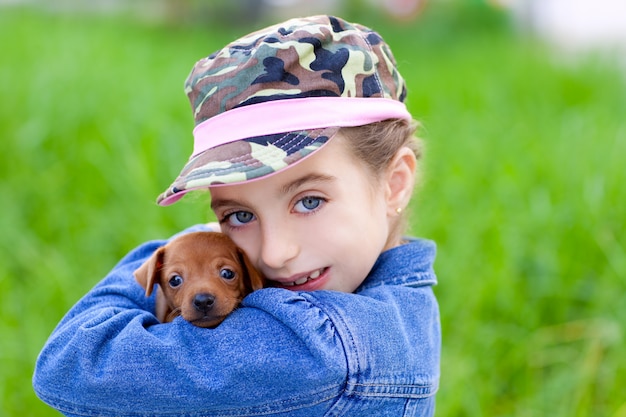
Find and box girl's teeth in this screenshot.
[309,270,321,279]
[294,277,308,286]
[284,269,324,287]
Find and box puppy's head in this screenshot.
[134,231,264,328]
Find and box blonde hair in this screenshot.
[339,118,422,176]
[339,118,423,239]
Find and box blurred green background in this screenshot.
[1,1,625,416]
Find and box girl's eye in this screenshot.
[220,268,235,280]
[294,196,324,213]
[168,275,183,288]
[225,211,255,227]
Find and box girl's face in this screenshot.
[210,134,403,293]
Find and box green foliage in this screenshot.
[1,3,625,416]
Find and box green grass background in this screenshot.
[1,2,625,416]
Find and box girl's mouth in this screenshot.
[271,268,328,289]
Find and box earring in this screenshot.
[396,207,403,215]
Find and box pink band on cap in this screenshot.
[192,97,411,157]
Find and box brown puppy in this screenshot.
[134,231,264,328]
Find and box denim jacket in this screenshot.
[33,225,440,417]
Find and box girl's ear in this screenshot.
[384,147,417,216]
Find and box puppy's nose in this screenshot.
[193,293,215,313]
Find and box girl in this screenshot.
[33,15,440,416]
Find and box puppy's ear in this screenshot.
[133,247,165,297]
[238,248,264,293]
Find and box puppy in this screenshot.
[134,231,264,328]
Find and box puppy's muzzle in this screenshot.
[193,293,216,313]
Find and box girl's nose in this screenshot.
[259,224,299,270]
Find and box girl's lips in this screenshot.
[269,267,329,291]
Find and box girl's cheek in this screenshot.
[227,230,259,262]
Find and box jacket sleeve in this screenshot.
[32,238,349,416]
[33,233,440,417]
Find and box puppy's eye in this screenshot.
[168,275,183,288]
[220,268,235,280]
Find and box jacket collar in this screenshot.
[357,238,437,291]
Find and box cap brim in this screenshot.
[157,127,338,206]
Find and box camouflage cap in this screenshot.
[157,14,411,206]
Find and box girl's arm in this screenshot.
[33,230,439,417]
